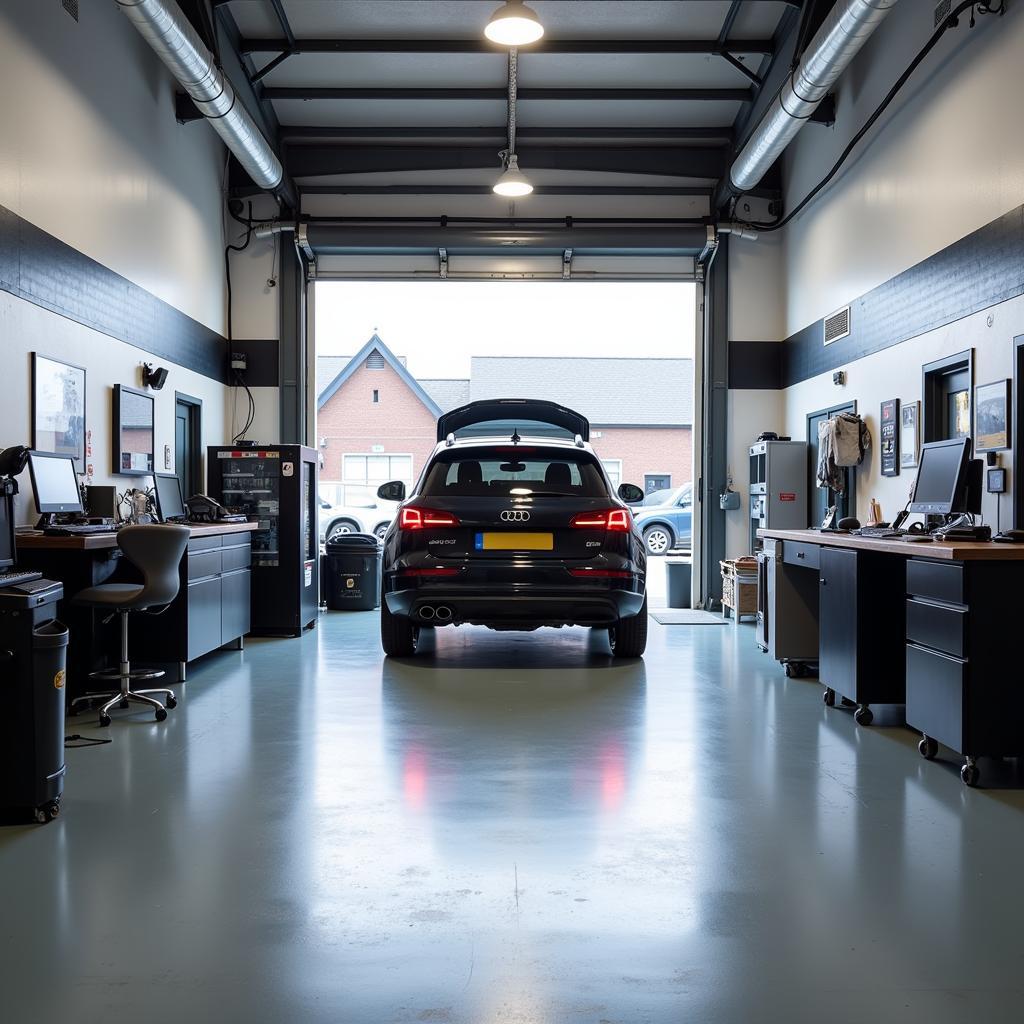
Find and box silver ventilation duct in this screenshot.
[729,0,900,193]
[114,0,284,194]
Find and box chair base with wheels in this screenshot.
[69,609,177,726]
[68,525,191,727]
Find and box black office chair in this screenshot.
[70,525,190,727]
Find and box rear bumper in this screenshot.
[384,565,644,627]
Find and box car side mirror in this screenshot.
[618,483,645,504]
[377,480,406,502]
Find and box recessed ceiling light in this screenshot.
[492,154,533,197]
[484,0,545,46]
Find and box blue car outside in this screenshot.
[632,483,692,555]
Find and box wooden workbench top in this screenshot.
[759,528,1024,561]
[15,521,258,550]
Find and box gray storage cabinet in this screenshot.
[131,532,251,678]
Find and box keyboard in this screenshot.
[43,523,119,536]
[0,569,44,587]
[854,527,903,538]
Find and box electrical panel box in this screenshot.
[749,440,808,552]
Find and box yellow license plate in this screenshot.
[476,532,554,551]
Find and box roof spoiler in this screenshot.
[436,399,590,443]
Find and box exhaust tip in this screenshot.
[435,606,453,622]
[419,606,435,620]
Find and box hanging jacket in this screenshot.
[817,413,872,492]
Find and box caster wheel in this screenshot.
[155,707,168,722]
[166,695,178,709]
[119,699,130,710]
[34,800,60,824]
[785,663,806,679]
[98,713,112,728]
[961,763,980,787]
[919,736,938,760]
[855,706,874,726]
[822,688,836,708]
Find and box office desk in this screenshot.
[759,528,1024,786]
[17,523,257,694]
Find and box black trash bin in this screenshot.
[323,533,382,611]
[666,557,692,609]
[0,583,67,823]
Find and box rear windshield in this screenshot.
[421,450,608,498]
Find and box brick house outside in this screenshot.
[317,335,692,504]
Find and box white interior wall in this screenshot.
[780,2,1024,334]
[725,234,786,556]
[756,1,1024,530]
[0,0,248,520]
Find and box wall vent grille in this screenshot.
[365,351,386,369]
[823,306,851,346]
[934,0,952,28]
[62,0,79,21]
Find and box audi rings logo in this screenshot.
[500,510,531,522]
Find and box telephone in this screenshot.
[185,494,248,523]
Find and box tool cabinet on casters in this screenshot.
[760,529,1024,786]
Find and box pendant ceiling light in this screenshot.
[485,0,545,46]
[493,153,533,197]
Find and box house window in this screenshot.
[372,389,380,404]
[343,453,413,504]
[601,459,622,488]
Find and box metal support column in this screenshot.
[279,239,309,444]
[700,235,729,606]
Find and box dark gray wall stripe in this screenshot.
[230,339,279,387]
[729,341,781,389]
[0,203,229,382]
[780,203,1024,389]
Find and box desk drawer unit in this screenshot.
[782,541,820,571]
[906,559,963,605]
[905,598,967,659]
[906,643,967,753]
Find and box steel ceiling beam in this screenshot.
[280,125,735,143]
[239,36,775,56]
[263,86,752,102]
[285,145,727,178]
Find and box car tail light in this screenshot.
[399,507,460,530]
[570,508,631,532]
[569,568,633,578]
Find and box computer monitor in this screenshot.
[0,492,15,568]
[153,473,186,522]
[27,450,84,515]
[909,437,972,515]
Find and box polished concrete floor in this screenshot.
[4,610,1024,1024]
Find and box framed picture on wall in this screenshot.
[32,353,87,469]
[975,379,1011,452]
[900,401,920,469]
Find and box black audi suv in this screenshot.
[376,399,648,658]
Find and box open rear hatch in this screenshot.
[437,400,590,442]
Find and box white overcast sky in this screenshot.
[315,281,696,379]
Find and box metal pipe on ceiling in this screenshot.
[728,0,900,194]
[113,0,285,195]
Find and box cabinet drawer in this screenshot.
[782,541,820,570]
[221,542,251,572]
[907,559,964,605]
[906,642,967,752]
[188,535,222,553]
[906,598,967,659]
[187,549,222,580]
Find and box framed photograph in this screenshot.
[900,401,920,469]
[32,353,87,469]
[112,384,155,475]
[975,379,1011,452]
[880,398,900,476]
